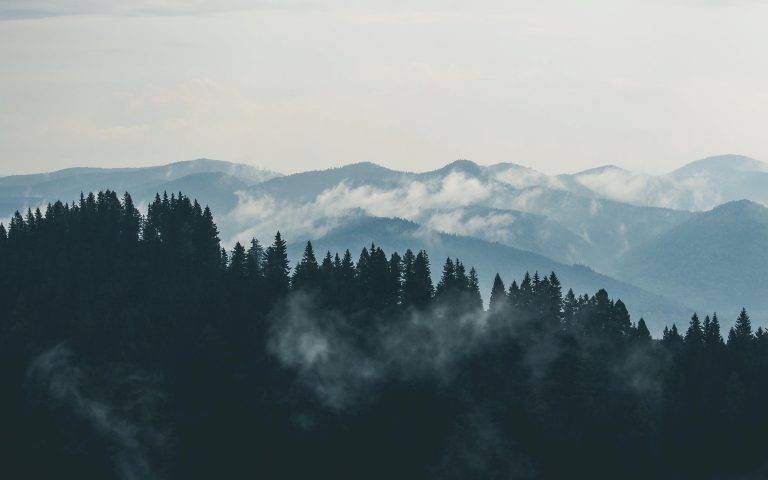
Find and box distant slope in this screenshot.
[247,159,692,271]
[616,200,768,325]
[0,159,280,219]
[416,205,592,265]
[288,216,692,335]
[555,154,768,211]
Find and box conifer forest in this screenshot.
[2,190,768,480]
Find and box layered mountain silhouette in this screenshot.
[2,154,766,330]
[0,158,280,219]
[616,200,768,321]
[288,215,690,333]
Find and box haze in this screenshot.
[2,0,767,175]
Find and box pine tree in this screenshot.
[367,245,391,309]
[455,260,468,292]
[467,267,483,312]
[489,273,507,312]
[387,252,402,307]
[265,231,290,302]
[730,308,753,343]
[563,288,577,329]
[403,250,433,308]
[546,272,563,324]
[636,318,652,343]
[703,314,724,348]
[436,257,457,299]
[508,281,520,309]
[685,313,704,348]
[612,299,632,338]
[663,323,683,350]
[228,242,248,279]
[519,272,533,308]
[246,238,266,279]
[337,249,357,312]
[291,241,320,291]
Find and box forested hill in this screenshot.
[2,190,768,479]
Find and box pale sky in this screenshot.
[1,0,767,176]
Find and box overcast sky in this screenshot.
[1,0,767,175]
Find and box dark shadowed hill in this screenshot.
[288,215,692,334]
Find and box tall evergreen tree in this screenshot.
[264,231,290,302]
[435,257,457,300]
[489,273,507,312]
[291,241,320,291]
[403,250,433,308]
[704,314,724,348]
[685,313,704,347]
[635,318,652,343]
[387,252,403,307]
[467,267,483,312]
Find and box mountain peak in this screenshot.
[573,165,628,176]
[433,159,482,176]
[671,154,768,176]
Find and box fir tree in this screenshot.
[265,231,290,301]
[636,318,652,343]
[685,313,704,347]
[292,241,320,291]
[435,257,457,299]
[467,267,483,312]
[489,273,507,312]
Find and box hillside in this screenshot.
[288,215,692,334]
[616,200,768,325]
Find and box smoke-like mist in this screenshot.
[268,292,489,409]
[25,344,170,480]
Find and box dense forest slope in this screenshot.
[1,190,768,479]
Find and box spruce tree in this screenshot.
[436,257,457,300]
[229,242,248,279]
[246,238,266,279]
[291,241,320,291]
[404,250,433,308]
[563,288,577,329]
[704,313,724,348]
[489,273,507,312]
[546,272,563,323]
[265,231,290,302]
[685,313,704,347]
[467,267,483,312]
[508,281,520,309]
[387,252,402,307]
[337,249,357,312]
[455,260,468,292]
[613,300,632,338]
[732,308,753,341]
[636,318,652,343]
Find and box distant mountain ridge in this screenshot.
[557,154,768,211]
[0,158,281,219]
[1,154,766,329]
[615,199,768,326]
[287,215,691,334]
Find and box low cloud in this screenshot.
[223,171,499,245]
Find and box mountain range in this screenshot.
[2,154,767,334]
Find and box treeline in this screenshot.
[1,190,768,479]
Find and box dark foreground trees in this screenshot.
[1,190,767,479]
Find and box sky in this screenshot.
[1,0,767,176]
